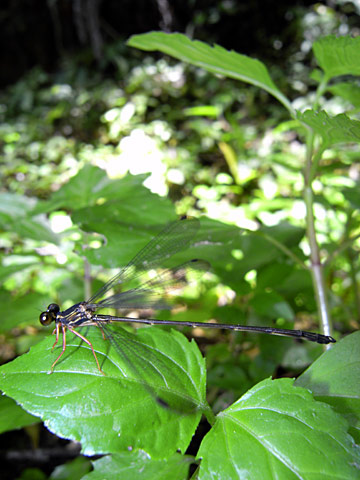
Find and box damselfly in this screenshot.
[40,217,335,374]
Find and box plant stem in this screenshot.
[303,133,332,339]
[203,404,216,426]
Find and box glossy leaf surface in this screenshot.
[0,327,207,458]
[198,378,360,479]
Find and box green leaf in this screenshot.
[328,82,360,108]
[34,166,161,214]
[342,184,360,210]
[250,291,294,321]
[0,327,208,458]
[84,451,193,480]
[0,290,49,333]
[184,105,221,118]
[256,262,294,291]
[0,193,58,243]
[71,201,177,268]
[296,331,360,443]
[0,260,37,285]
[313,35,360,79]
[197,378,360,480]
[127,32,292,113]
[18,468,47,480]
[0,395,39,434]
[50,457,92,480]
[297,110,360,147]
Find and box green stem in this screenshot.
[313,74,329,110]
[203,403,216,426]
[303,133,332,339]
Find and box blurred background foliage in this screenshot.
[0,0,360,478]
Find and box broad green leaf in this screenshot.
[0,193,58,243]
[0,290,49,333]
[198,378,360,480]
[71,201,177,268]
[73,212,303,292]
[342,184,360,210]
[0,260,37,284]
[0,395,39,434]
[73,211,240,272]
[50,457,92,480]
[296,331,360,443]
[328,82,360,108]
[6,217,58,244]
[313,35,360,79]
[256,262,294,291]
[127,32,293,113]
[34,166,157,214]
[0,193,35,217]
[281,342,325,371]
[229,222,304,278]
[33,164,111,213]
[250,291,294,321]
[0,327,208,458]
[84,451,193,480]
[297,110,360,147]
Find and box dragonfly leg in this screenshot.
[50,324,67,373]
[97,324,107,341]
[67,326,105,375]
[51,322,61,352]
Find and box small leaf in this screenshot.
[0,395,39,434]
[34,166,156,214]
[313,35,360,79]
[250,291,294,321]
[0,193,58,243]
[184,105,221,117]
[297,110,360,147]
[0,193,34,217]
[34,165,112,213]
[296,331,360,443]
[328,82,360,108]
[342,184,360,210]
[0,327,207,458]
[0,291,50,333]
[50,457,92,480]
[198,378,360,479]
[84,451,193,480]
[0,260,37,285]
[8,217,58,244]
[127,32,292,112]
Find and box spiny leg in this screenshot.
[51,322,61,352]
[67,326,105,375]
[50,324,67,373]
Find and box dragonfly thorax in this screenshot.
[39,303,60,326]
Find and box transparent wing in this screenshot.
[93,322,204,413]
[87,217,200,304]
[89,259,210,311]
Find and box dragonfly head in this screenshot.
[39,303,60,326]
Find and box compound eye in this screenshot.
[47,303,60,314]
[39,312,53,326]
